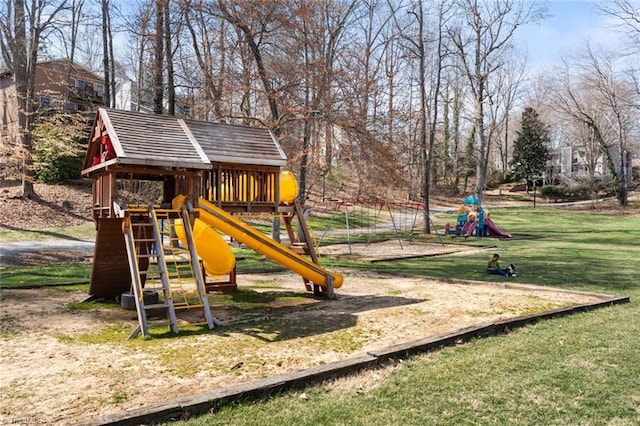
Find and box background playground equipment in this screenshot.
[317,200,443,254]
[81,108,341,337]
[445,195,512,238]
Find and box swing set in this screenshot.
[318,200,443,253]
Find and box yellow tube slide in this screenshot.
[196,197,343,289]
[192,219,236,276]
[175,218,236,277]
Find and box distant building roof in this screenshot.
[37,58,103,82]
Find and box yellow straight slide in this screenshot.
[196,197,343,289]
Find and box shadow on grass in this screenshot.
[145,290,425,342]
[1,222,91,241]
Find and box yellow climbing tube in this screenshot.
[196,197,343,289]
[278,170,299,204]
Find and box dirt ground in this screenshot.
[0,179,94,231]
[1,262,608,425]
[0,180,631,424]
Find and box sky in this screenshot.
[516,0,629,71]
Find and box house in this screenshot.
[114,78,191,117]
[0,70,19,145]
[33,59,105,112]
[547,145,635,184]
[114,78,153,113]
[0,59,104,153]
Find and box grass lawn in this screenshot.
[0,225,95,242]
[172,207,640,425]
[1,207,638,425]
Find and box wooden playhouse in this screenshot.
[82,108,327,299]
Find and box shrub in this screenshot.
[33,141,84,184]
[540,184,591,202]
[32,113,89,184]
[485,170,506,189]
[540,185,563,202]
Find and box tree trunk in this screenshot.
[107,5,116,108]
[153,0,165,114]
[164,0,175,115]
[452,81,461,192]
[474,87,488,203]
[102,0,111,107]
[415,3,429,233]
[589,121,627,206]
[423,5,445,234]
[14,0,36,199]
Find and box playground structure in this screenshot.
[318,200,443,253]
[445,195,512,238]
[81,108,342,337]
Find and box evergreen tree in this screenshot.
[509,107,550,190]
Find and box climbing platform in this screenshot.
[122,205,216,338]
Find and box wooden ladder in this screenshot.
[281,199,334,298]
[123,207,179,338]
[156,206,216,330]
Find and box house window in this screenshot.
[95,83,104,96]
[39,96,51,107]
[65,102,77,110]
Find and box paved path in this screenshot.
[0,239,95,258]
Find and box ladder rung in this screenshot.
[147,320,173,327]
[144,303,170,310]
[174,304,204,310]
[140,286,165,291]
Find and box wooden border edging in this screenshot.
[77,294,629,426]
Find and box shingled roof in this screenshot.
[83,108,287,174]
[184,119,286,167]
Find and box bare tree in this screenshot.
[101,0,109,106]
[391,1,450,232]
[181,1,226,120]
[75,17,104,72]
[46,0,86,63]
[216,0,284,132]
[596,0,640,99]
[491,51,527,173]
[447,0,546,203]
[552,46,637,206]
[596,0,640,50]
[578,46,636,206]
[0,0,69,198]
[69,0,85,64]
[440,56,468,192]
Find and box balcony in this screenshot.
[68,85,104,103]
